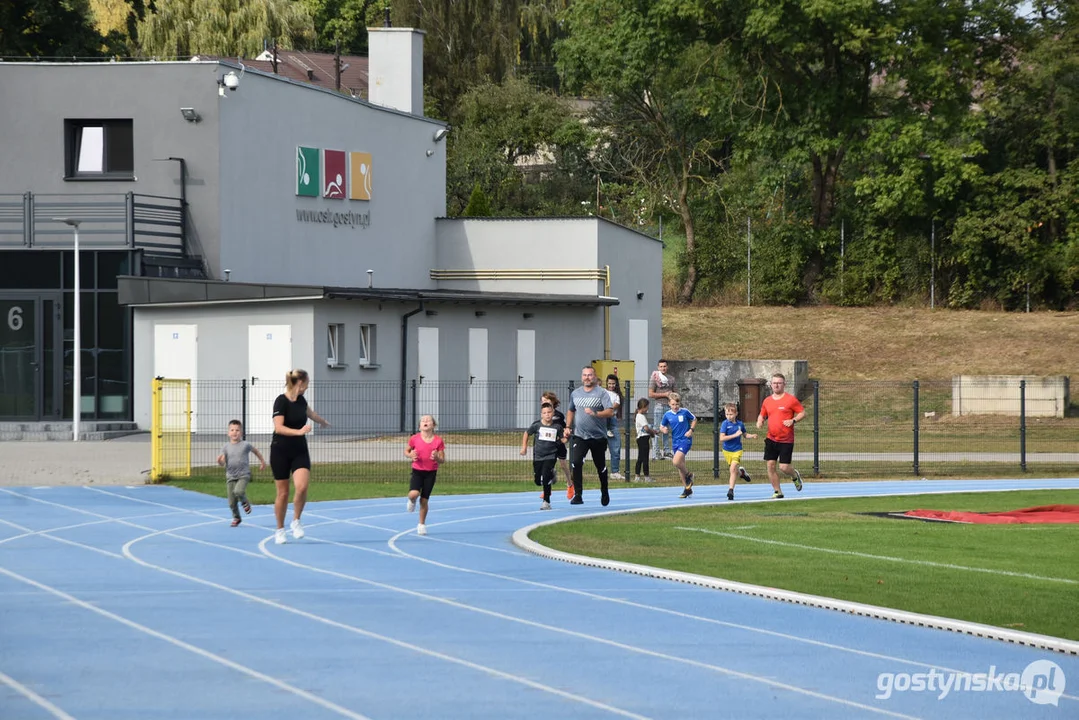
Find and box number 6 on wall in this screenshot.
[6,306,23,331]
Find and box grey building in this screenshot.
[0,29,662,434]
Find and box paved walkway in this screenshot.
[1,438,150,486]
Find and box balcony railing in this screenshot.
[0,192,186,257]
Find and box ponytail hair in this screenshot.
[285,368,309,392]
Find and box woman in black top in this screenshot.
[271,368,329,545]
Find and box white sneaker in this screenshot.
[416,523,427,536]
[407,497,416,513]
[610,472,624,480]
[644,476,655,483]
[290,519,305,539]
[632,476,642,483]
[540,501,551,510]
[274,528,287,545]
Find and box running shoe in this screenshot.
[290,518,305,539]
[241,498,252,514]
[230,517,241,527]
[739,467,752,483]
[601,489,610,507]
[793,469,804,492]
[679,487,693,499]
[686,473,694,487]
[727,489,734,501]
[772,491,785,499]
[417,523,427,536]
[274,528,287,544]
[540,501,551,510]
[570,496,584,505]
[407,497,416,513]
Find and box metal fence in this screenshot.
[177,378,1077,483]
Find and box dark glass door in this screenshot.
[0,297,39,418]
[0,294,63,420]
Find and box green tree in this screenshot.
[138,0,313,59]
[462,183,493,216]
[0,0,106,57]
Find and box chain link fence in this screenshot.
[177,378,1076,484]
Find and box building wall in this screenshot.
[0,62,223,261]
[217,69,446,288]
[132,302,314,429]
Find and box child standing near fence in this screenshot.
[217,420,266,527]
[520,402,566,510]
[633,398,656,483]
[660,393,697,498]
[719,402,756,500]
[406,415,446,536]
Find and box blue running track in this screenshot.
[2,478,1077,719]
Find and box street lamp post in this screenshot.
[55,218,82,441]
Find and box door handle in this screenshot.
[517,375,523,384]
[419,375,425,384]
[469,375,476,384]
[251,376,258,384]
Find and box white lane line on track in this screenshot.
[0,558,372,720]
[674,526,1079,584]
[76,486,1055,687]
[255,528,918,718]
[119,528,653,720]
[2,487,653,719]
[0,669,76,720]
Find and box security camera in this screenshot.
[223,72,240,90]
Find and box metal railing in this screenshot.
[169,378,1077,483]
[0,192,186,256]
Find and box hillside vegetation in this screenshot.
[662,306,1078,381]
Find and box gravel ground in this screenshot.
[1,435,152,486]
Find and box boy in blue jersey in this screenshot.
[719,402,757,500]
[660,392,697,498]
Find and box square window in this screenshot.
[327,324,344,367]
[359,324,376,366]
[65,120,134,179]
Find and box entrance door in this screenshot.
[468,328,488,429]
[515,329,535,428]
[248,325,292,435]
[0,297,39,419]
[154,324,198,431]
[0,294,62,421]
[417,327,439,423]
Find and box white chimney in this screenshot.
[367,27,425,116]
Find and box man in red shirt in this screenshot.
[756,373,806,499]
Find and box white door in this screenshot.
[515,329,535,428]
[629,319,649,400]
[417,326,439,423]
[468,328,488,429]
[154,324,198,432]
[248,325,292,435]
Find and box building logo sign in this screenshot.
[296,146,372,229]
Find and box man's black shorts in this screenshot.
[763,438,794,465]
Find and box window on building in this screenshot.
[64,120,134,179]
[359,324,377,367]
[327,324,344,367]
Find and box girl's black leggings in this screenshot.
[635,436,650,476]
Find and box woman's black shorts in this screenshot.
[410,469,438,499]
[270,444,312,479]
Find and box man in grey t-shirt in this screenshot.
[217,420,266,526]
[563,366,615,506]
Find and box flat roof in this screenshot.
[118,277,619,308]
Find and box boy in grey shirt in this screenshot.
[217,420,266,526]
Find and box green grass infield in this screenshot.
[530,490,1079,641]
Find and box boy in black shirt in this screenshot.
[520,402,566,510]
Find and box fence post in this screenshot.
[1020,379,1027,472]
[410,379,417,432]
[812,380,820,476]
[240,378,247,440]
[623,380,633,475]
[913,380,920,476]
[713,380,720,479]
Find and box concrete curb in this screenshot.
[511,500,1079,657]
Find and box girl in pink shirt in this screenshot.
[405,415,446,536]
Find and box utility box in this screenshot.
[737,377,767,420]
[591,360,636,391]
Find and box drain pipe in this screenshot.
[400,301,424,431]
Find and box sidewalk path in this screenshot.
[2,437,151,486]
